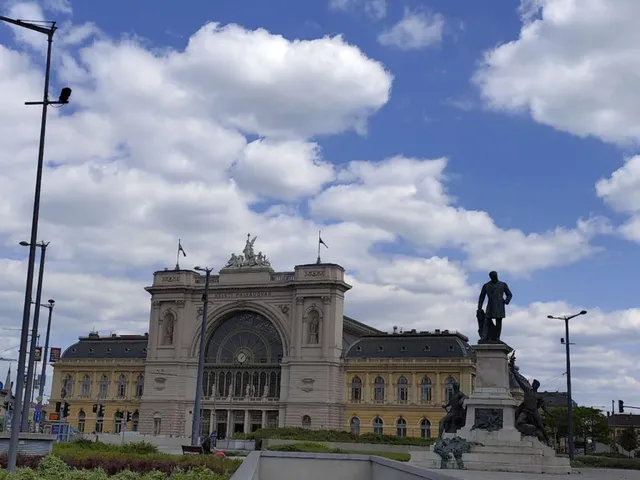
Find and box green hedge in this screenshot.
[247,427,434,447]
[54,439,160,455]
[266,441,411,462]
[572,455,640,470]
[0,455,231,479]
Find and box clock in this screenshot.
[237,352,247,364]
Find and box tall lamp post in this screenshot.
[35,299,54,432]
[0,15,72,472]
[19,241,49,431]
[547,310,587,459]
[192,266,213,445]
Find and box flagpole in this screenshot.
[316,231,321,264]
[175,239,181,270]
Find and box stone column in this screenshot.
[261,410,267,428]
[209,410,215,435]
[411,372,417,404]
[364,373,370,403]
[278,406,285,427]
[226,409,232,438]
[243,409,250,433]
[435,372,441,405]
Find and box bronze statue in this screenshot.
[438,381,468,437]
[509,362,551,445]
[477,271,512,342]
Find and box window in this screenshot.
[302,415,311,429]
[77,410,86,433]
[95,417,103,433]
[396,417,407,437]
[420,376,433,403]
[153,413,162,435]
[135,375,144,397]
[373,416,383,435]
[420,418,432,439]
[377,345,384,352]
[397,376,409,404]
[81,375,91,397]
[62,375,73,398]
[356,345,362,352]
[350,417,360,435]
[117,374,127,398]
[373,376,385,403]
[114,411,123,434]
[444,376,456,402]
[350,376,362,403]
[99,375,109,399]
[132,411,140,432]
[400,345,407,352]
[423,345,430,352]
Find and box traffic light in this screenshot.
[92,404,98,414]
[126,411,132,422]
[98,404,104,417]
[55,401,61,413]
[619,400,625,413]
[3,400,12,411]
[62,402,70,418]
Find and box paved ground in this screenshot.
[426,468,640,480]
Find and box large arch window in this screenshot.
[81,375,91,397]
[397,376,409,404]
[396,417,407,437]
[302,415,311,429]
[135,375,144,397]
[420,376,432,403]
[117,375,127,398]
[373,376,385,403]
[99,375,109,399]
[420,418,432,439]
[351,376,362,403]
[444,376,456,402]
[78,410,86,433]
[373,416,383,435]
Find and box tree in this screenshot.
[618,427,638,457]
[543,406,611,453]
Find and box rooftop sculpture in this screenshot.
[224,234,272,269]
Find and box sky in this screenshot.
[0,0,639,414]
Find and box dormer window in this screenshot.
[124,348,130,353]
[356,345,362,352]
[400,346,407,352]
[89,348,94,353]
[377,345,384,352]
[423,346,430,352]
[106,348,112,353]
[72,348,77,353]
[448,345,455,352]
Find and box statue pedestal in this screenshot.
[411,342,571,474]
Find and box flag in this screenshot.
[178,240,187,257]
[319,236,328,249]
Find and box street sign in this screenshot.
[33,411,41,423]
[34,347,42,362]
[49,348,61,363]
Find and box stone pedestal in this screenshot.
[411,342,571,474]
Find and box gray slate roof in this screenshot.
[61,333,149,360]
[344,331,473,359]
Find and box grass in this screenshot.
[265,441,411,462]
[572,455,640,470]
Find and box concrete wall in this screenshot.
[0,433,56,455]
[262,438,430,454]
[230,451,457,480]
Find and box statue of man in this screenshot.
[477,271,513,342]
[438,381,468,438]
[510,363,551,445]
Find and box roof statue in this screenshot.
[224,234,272,269]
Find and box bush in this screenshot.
[265,441,411,462]
[572,455,640,470]
[0,455,231,479]
[54,440,159,455]
[247,427,434,447]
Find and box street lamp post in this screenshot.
[36,299,54,432]
[192,266,213,445]
[0,15,72,472]
[547,310,587,459]
[19,241,49,431]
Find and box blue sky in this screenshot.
[1,0,639,410]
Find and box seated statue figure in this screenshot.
[438,381,468,437]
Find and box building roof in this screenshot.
[540,391,576,407]
[61,332,149,360]
[609,414,640,428]
[344,330,474,359]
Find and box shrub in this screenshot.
[54,440,159,455]
[265,441,411,462]
[572,455,640,470]
[248,427,433,447]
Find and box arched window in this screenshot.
[396,417,407,437]
[420,376,432,403]
[350,416,360,435]
[117,374,127,398]
[444,376,456,402]
[153,412,162,435]
[373,416,383,435]
[132,411,140,432]
[373,376,385,403]
[99,375,109,399]
[351,376,362,403]
[397,376,408,404]
[302,415,311,429]
[420,418,432,439]
[77,410,86,433]
[62,375,73,398]
[114,411,123,434]
[135,375,144,397]
[81,375,91,397]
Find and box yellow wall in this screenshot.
[50,358,145,433]
[344,358,476,438]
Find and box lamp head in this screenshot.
[19,241,29,246]
[547,315,554,319]
[59,87,72,104]
[48,299,55,306]
[579,310,587,315]
[194,266,203,271]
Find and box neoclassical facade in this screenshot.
[51,237,478,438]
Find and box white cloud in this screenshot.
[0,1,635,410]
[329,0,387,20]
[378,9,445,51]
[474,0,640,146]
